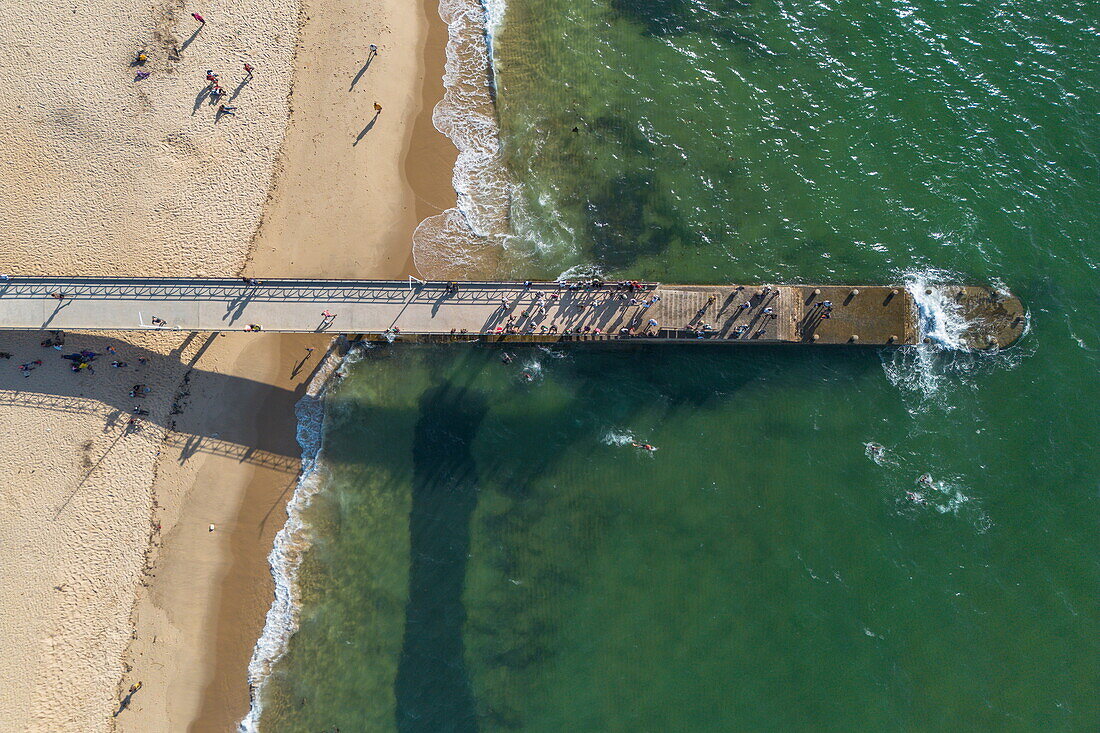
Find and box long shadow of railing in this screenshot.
[0,391,303,474]
[0,332,326,473]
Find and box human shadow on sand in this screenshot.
[354,113,380,146]
[350,54,375,91]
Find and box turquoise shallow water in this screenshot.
[256,0,1099,729]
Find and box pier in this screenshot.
[0,278,1025,348]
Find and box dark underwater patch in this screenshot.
[607,0,777,58]
[584,171,689,269]
[395,382,487,733]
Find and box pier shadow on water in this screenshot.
[395,381,487,733]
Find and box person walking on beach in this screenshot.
[369,43,378,56]
[192,12,205,24]
[244,62,254,77]
[373,101,382,113]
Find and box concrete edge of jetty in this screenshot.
[0,278,1026,349]
[352,282,1026,351]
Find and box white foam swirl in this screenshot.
[413,0,512,278]
[238,351,338,732]
[882,270,1025,410]
[906,273,968,349]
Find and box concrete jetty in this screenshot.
[0,277,1025,348]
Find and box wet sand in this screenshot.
[118,0,458,728]
[0,0,456,728]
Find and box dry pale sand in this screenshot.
[0,0,452,728]
[248,0,457,278]
[0,0,296,278]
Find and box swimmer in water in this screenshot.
[906,491,926,504]
[632,442,656,451]
[917,473,934,487]
[501,353,513,364]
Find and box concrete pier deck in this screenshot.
[0,277,1025,348]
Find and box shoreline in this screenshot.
[407,0,461,269]
[122,0,461,730]
[0,0,457,726]
[118,333,330,732]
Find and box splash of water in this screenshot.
[906,273,968,349]
[882,271,980,405]
[602,428,636,446]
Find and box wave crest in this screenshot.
[238,352,339,732]
[413,0,511,279]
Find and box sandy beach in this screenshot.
[0,0,453,729]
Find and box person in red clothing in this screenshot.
[192,12,205,23]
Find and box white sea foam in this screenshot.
[520,356,543,381]
[864,442,890,466]
[907,473,991,532]
[882,270,1026,409]
[413,0,512,278]
[536,344,569,359]
[906,272,968,349]
[557,263,605,282]
[238,348,341,732]
[881,271,976,404]
[602,428,636,446]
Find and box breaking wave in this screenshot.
[881,270,1023,408]
[238,350,341,732]
[413,0,512,278]
[906,272,969,349]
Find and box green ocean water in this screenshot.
[255,0,1099,729]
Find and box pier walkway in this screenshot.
[0,277,1025,348]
